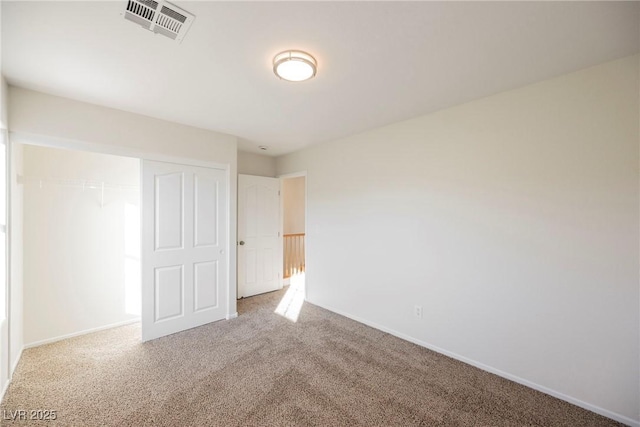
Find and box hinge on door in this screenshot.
[278,191,280,196]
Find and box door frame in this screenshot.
[2,128,10,395]
[9,131,238,331]
[278,171,307,291]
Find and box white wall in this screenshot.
[282,176,305,234]
[23,145,140,346]
[9,87,239,319]
[277,55,640,425]
[238,151,276,177]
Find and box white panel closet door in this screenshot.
[141,160,227,342]
[238,174,281,298]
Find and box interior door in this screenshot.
[141,160,227,342]
[238,174,281,298]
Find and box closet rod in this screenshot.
[17,175,139,192]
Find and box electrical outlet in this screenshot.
[414,305,423,319]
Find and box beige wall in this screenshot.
[238,151,276,177]
[277,55,640,424]
[9,87,239,319]
[23,145,140,346]
[9,87,237,163]
[283,176,305,234]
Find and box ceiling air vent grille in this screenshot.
[123,0,194,43]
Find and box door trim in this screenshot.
[2,128,11,391]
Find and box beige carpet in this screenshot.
[1,289,621,426]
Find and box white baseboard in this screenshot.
[1,346,24,404]
[24,318,140,350]
[309,300,639,427]
[0,378,10,403]
[226,312,238,320]
[10,347,23,378]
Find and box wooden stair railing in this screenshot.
[283,233,305,279]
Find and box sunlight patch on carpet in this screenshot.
[275,274,305,322]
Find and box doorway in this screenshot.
[21,145,141,347]
[281,175,305,286]
[276,173,306,321]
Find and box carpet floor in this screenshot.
[0,289,621,426]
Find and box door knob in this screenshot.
[239,241,245,246]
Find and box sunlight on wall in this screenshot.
[275,273,305,322]
[124,202,140,316]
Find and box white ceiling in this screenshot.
[2,1,639,156]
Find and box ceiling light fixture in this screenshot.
[273,50,317,82]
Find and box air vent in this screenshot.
[124,0,194,43]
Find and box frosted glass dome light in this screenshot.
[273,50,317,82]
